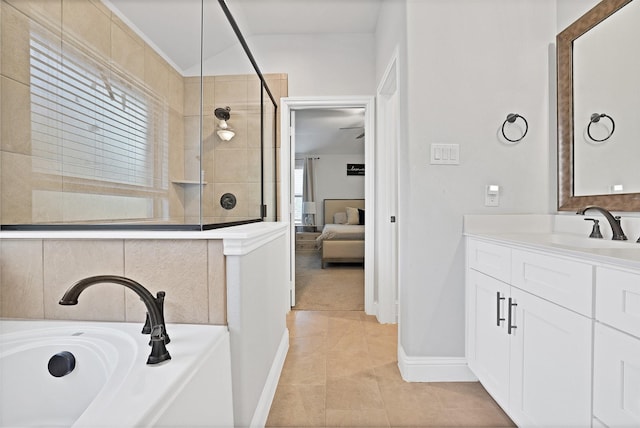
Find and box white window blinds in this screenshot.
[29,31,168,190]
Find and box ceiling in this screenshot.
[295,108,365,155]
[104,0,379,156]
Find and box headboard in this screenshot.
[323,199,365,225]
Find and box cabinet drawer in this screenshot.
[511,250,593,316]
[467,239,511,283]
[596,267,640,338]
[296,241,318,250]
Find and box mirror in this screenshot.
[557,0,640,211]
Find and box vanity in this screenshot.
[464,214,640,428]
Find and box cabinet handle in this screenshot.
[496,292,505,326]
[507,297,518,335]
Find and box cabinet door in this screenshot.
[593,323,640,427]
[508,287,592,427]
[467,270,510,409]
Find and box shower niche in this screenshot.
[0,0,284,230]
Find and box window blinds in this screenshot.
[29,31,168,190]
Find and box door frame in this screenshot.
[280,96,376,314]
[375,49,400,324]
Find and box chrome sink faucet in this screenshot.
[59,275,171,364]
[576,206,627,241]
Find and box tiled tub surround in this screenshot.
[0,0,287,226]
[464,214,640,427]
[0,222,290,427]
[0,237,225,323]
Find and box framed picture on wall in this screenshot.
[347,164,365,176]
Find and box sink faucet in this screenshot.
[59,275,171,364]
[576,206,628,241]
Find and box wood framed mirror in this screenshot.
[557,0,640,211]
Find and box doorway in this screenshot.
[280,97,375,314]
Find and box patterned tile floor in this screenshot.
[266,310,515,427]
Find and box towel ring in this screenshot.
[501,113,528,143]
[587,113,615,142]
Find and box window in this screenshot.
[29,31,168,190]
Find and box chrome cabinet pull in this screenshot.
[496,292,506,326]
[507,297,518,335]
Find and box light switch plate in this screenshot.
[430,144,460,165]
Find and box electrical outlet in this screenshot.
[485,185,500,207]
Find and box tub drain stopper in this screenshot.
[48,351,76,377]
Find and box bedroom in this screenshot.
[293,107,366,310]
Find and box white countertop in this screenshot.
[0,221,287,240]
[0,222,289,256]
[464,214,640,270]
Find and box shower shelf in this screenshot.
[171,180,208,185]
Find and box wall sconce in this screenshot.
[214,106,235,141]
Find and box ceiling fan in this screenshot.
[339,125,365,139]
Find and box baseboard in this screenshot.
[397,345,478,382]
[249,328,289,427]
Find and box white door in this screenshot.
[376,55,399,323]
[467,270,510,409]
[508,287,592,427]
[289,110,296,306]
[593,323,640,427]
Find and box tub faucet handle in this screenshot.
[142,291,170,345]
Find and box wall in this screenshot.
[0,237,226,324]
[197,33,376,97]
[398,0,557,361]
[225,230,289,426]
[299,154,366,227]
[182,73,288,224]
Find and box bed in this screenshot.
[316,199,365,268]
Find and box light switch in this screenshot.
[431,144,460,165]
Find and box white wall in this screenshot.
[299,154,366,227]
[397,0,557,359]
[196,34,376,97]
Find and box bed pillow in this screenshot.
[333,212,348,224]
[358,208,365,225]
[346,207,360,225]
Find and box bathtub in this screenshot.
[0,319,234,427]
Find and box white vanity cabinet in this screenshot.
[593,267,640,428]
[466,238,593,427]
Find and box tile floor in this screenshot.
[266,310,515,427]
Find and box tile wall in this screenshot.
[0,238,227,324]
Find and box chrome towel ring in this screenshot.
[587,113,615,142]
[501,113,528,143]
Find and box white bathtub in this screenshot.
[0,319,234,427]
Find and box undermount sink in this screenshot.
[528,234,637,250]
[497,233,639,250]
